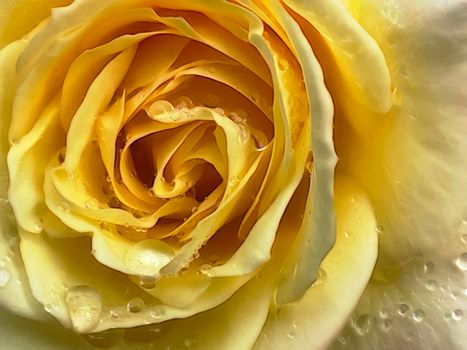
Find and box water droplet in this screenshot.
[287,323,297,339]
[423,261,434,273]
[354,314,375,335]
[379,308,389,318]
[376,225,384,233]
[397,304,409,316]
[44,303,57,313]
[344,231,351,238]
[452,309,463,321]
[110,309,121,319]
[455,252,467,270]
[184,336,197,348]
[149,306,165,319]
[380,319,392,332]
[450,291,460,299]
[34,221,43,232]
[58,201,71,213]
[425,279,438,291]
[339,336,348,344]
[444,312,452,321]
[148,100,174,117]
[413,309,425,322]
[0,269,11,287]
[461,234,467,244]
[10,138,19,145]
[139,276,157,290]
[65,285,102,332]
[127,297,144,313]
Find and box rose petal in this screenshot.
[0,36,50,321]
[255,175,378,350]
[332,0,467,347]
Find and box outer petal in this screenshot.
[332,0,467,348]
[255,175,378,350]
[0,37,50,320]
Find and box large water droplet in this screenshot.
[148,100,174,117]
[125,239,174,276]
[455,252,467,271]
[65,285,102,333]
[0,269,11,287]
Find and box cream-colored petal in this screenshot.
[330,0,467,347]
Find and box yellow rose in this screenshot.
[0,0,466,349]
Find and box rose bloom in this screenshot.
[0,0,466,349]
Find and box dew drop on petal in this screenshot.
[149,306,165,320]
[455,252,467,271]
[287,323,297,339]
[452,309,463,321]
[110,309,121,319]
[354,314,375,335]
[127,297,145,313]
[44,303,57,313]
[397,304,409,316]
[425,279,438,291]
[138,276,157,290]
[379,308,389,318]
[423,261,434,273]
[413,309,425,322]
[380,319,392,332]
[0,269,11,287]
[65,285,102,333]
